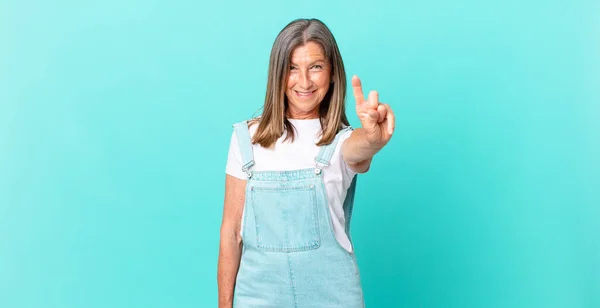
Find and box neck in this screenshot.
[286,111,319,120]
[286,104,320,119]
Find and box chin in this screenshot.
[291,102,319,111]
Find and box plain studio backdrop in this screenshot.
[1,0,599,307]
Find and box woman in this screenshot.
[218,18,395,307]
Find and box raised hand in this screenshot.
[352,75,395,146]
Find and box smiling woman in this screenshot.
[251,18,354,149]
[217,18,395,308]
[285,42,332,119]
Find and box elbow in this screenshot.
[348,157,373,174]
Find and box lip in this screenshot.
[294,90,316,98]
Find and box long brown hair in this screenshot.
[251,18,350,148]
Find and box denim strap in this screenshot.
[233,121,255,177]
[314,126,353,169]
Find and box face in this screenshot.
[285,41,331,119]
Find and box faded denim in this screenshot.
[232,121,365,308]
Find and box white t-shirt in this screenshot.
[225,118,357,252]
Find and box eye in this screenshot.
[290,66,298,71]
[311,64,323,69]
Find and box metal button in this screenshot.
[314,168,321,175]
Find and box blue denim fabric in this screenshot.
[232,121,365,308]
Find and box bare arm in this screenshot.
[341,128,377,173]
[217,174,246,308]
[342,75,395,173]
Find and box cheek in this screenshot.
[287,73,298,85]
[312,74,329,87]
[317,75,331,90]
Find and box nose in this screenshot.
[298,70,312,89]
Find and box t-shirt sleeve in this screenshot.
[225,130,247,180]
[338,128,358,181]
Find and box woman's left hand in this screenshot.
[352,75,395,147]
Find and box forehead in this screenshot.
[290,41,326,63]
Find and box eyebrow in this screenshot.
[290,59,327,66]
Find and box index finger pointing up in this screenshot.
[352,75,365,105]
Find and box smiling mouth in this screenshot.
[294,90,316,97]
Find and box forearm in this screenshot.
[342,128,385,165]
[217,229,242,308]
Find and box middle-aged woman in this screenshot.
[218,18,395,307]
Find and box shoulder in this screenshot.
[335,125,354,154]
[231,118,261,136]
[339,124,354,138]
[231,118,260,130]
[232,118,258,128]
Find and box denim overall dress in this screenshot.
[232,121,365,308]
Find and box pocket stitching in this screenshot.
[252,186,321,253]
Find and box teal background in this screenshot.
[1,0,599,307]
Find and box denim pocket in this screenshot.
[250,185,320,252]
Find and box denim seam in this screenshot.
[286,253,298,307]
[252,186,314,191]
[251,188,264,251]
[314,157,330,165]
[250,169,317,182]
[310,187,320,252]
